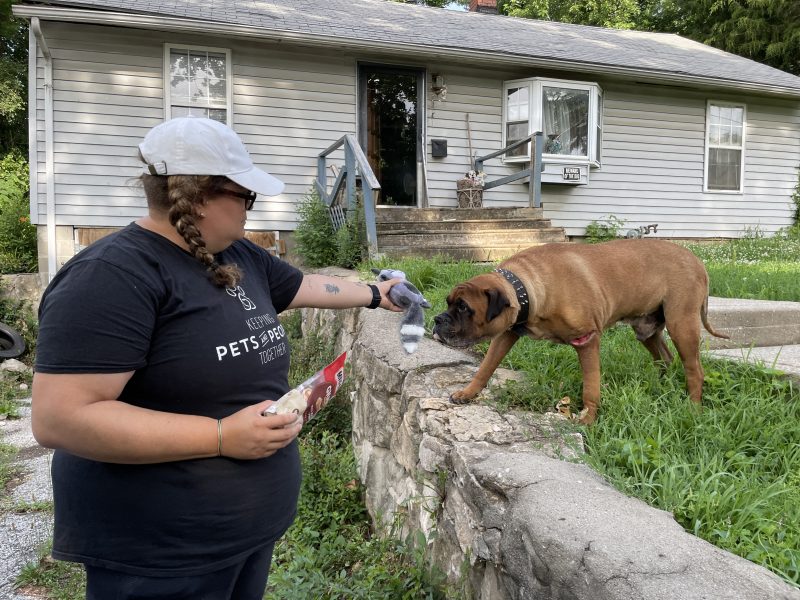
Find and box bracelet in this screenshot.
[366,284,382,309]
[216,418,223,457]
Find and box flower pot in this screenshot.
[456,178,484,208]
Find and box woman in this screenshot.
[32,117,401,599]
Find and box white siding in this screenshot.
[31,22,800,238]
[424,65,530,207]
[32,22,162,227]
[422,74,800,238]
[32,22,356,230]
[542,83,800,237]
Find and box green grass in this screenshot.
[15,542,86,600]
[0,441,19,497]
[370,235,800,588]
[683,229,800,302]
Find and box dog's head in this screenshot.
[432,273,513,348]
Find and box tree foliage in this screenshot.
[1,0,28,154]
[500,0,642,29]
[700,0,800,76]
[498,0,800,75]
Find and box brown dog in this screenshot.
[432,239,730,424]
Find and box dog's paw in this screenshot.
[576,407,597,426]
[448,390,476,405]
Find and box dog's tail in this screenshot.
[399,303,427,354]
[701,295,730,339]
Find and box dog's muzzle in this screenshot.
[432,313,474,348]
[432,312,454,343]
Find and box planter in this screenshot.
[456,178,484,208]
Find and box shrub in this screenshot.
[584,214,625,243]
[335,200,368,269]
[293,190,337,267]
[294,189,369,269]
[0,151,37,273]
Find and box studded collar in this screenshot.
[494,268,529,333]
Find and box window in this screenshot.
[503,78,602,164]
[164,45,231,124]
[705,101,745,192]
[506,86,529,158]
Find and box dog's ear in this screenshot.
[484,288,510,322]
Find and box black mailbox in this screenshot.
[431,139,447,158]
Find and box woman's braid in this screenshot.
[141,173,243,287]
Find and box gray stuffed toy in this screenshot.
[371,268,431,354]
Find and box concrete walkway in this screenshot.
[706,296,800,382]
[0,296,798,598]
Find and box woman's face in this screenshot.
[197,182,255,253]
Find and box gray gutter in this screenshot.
[30,17,58,282]
[13,4,800,99]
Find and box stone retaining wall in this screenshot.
[302,303,800,600]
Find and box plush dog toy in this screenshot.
[371,268,431,354]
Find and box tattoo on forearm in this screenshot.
[324,284,341,295]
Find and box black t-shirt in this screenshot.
[35,223,304,576]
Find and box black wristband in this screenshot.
[366,284,382,309]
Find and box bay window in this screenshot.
[503,78,602,164]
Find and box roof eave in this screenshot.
[13,4,800,99]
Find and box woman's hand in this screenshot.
[219,400,303,460]
[375,278,405,312]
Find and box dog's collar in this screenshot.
[494,268,529,333]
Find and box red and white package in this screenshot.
[262,351,347,424]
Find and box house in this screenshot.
[13,0,800,278]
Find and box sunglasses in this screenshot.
[218,188,257,210]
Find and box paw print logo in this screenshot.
[226,285,257,311]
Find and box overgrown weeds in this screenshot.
[0,151,37,273]
[266,311,450,598]
[15,542,85,600]
[0,280,36,419]
[293,189,368,269]
[0,296,37,367]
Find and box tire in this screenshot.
[0,322,26,359]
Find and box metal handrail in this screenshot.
[316,134,380,254]
[474,131,543,208]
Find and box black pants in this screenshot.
[85,542,275,600]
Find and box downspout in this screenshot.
[31,18,57,282]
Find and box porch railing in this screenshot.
[316,134,381,255]
[474,131,543,208]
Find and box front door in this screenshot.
[359,65,424,207]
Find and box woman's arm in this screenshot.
[32,372,302,464]
[287,274,403,311]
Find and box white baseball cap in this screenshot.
[138,117,285,196]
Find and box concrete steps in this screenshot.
[375,206,567,261]
[704,297,800,349]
